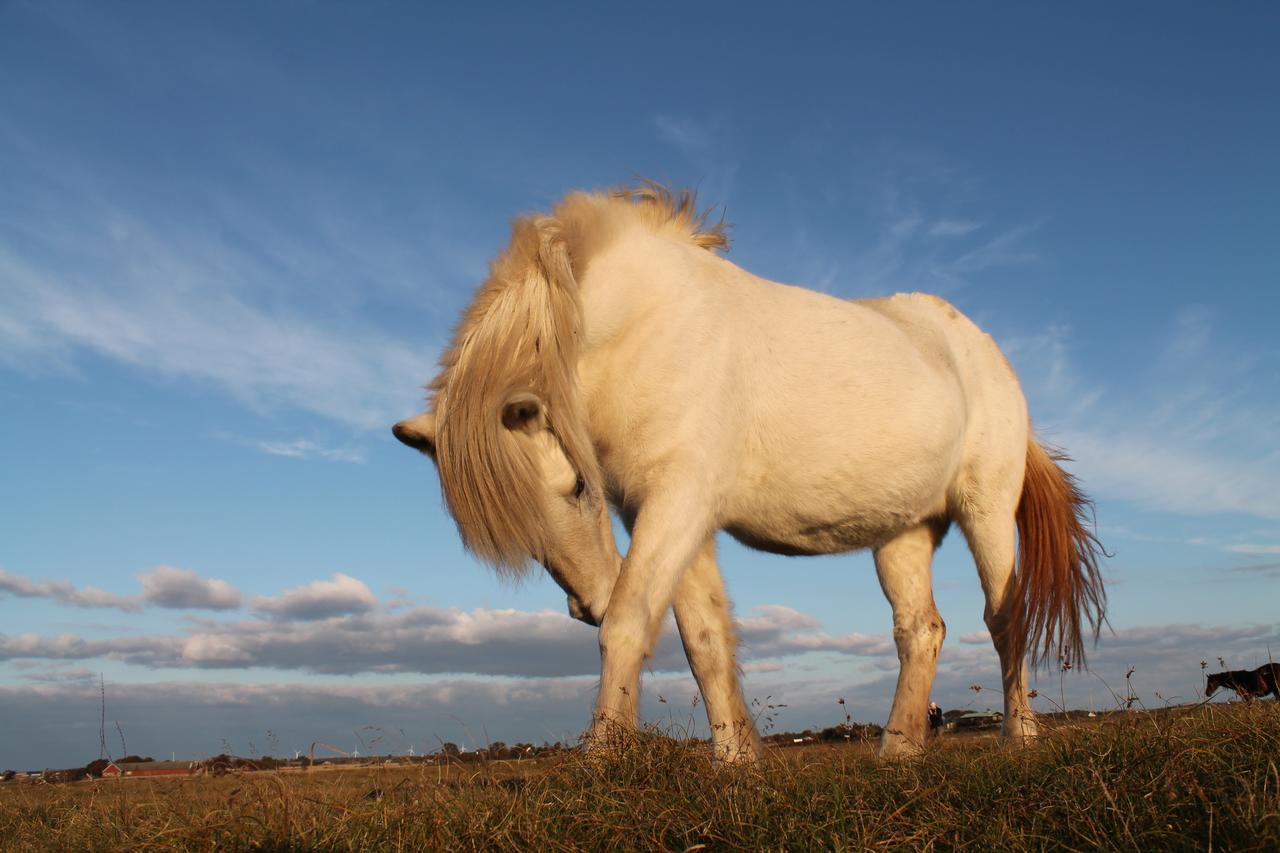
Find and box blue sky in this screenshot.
[2,1,1278,769]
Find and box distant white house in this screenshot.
[952,710,1004,730]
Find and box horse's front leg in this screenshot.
[589,489,712,747]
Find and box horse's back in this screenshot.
[578,232,1029,547]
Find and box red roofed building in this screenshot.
[101,761,195,778]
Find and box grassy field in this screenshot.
[3,702,1277,851]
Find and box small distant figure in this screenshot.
[928,702,944,739]
[1206,663,1280,701]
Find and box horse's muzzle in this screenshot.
[566,594,599,627]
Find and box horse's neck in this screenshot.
[577,229,714,352]
[572,230,723,474]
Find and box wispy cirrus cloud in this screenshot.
[928,218,983,238]
[210,432,370,463]
[0,122,442,432]
[1002,310,1280,522]
[252,439,367,464]
[652,114,738,214]
[1223,544,1280,555]
[1052,430,1280,520]
[653,115,714,155]
[951,222,1040,273]
[1216,561,1280,579]
[763,167,1043,299]
[0,243,435,431]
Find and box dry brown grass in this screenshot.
[3,702,1277,851]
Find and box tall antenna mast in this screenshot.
[99,674,108,761]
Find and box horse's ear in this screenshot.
[535,216,575,291]
[392,412,437,458]
[501,392,545,435]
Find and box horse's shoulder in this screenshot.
[854,292,964,327]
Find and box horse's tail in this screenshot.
[1011,440,1108,669]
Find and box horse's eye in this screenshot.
[572,475,586,500]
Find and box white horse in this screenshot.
[394,183,1106,762]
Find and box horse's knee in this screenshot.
[892,610,946,659]
[599,612,650,661]
[983,606,1007,635]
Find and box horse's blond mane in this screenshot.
[428,182,725,573]
[609,180,730,253]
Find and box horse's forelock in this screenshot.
[434,400,544,574]
[429,210,601,574]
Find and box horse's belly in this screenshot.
[725,518,900,555]
[724,497,934,556]
[723,443,956,555]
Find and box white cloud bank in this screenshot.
[0,565,241,612]
[0,602,894,679]
[251,573,378,621]
[139,565,242,610]
[6,616,1276,771]
[0,567,140,612]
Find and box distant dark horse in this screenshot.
[1206,663,1280,701]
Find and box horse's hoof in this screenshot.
[878,730,925,759]
[713,742,763,766]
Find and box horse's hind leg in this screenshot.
[673,538,761,763]
[959,503,1038,743]
[875,520,947,758]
